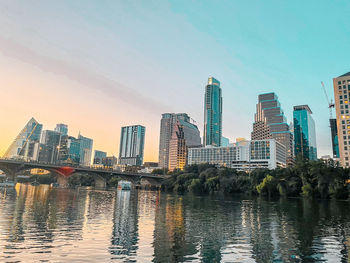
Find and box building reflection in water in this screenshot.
[2,185,350,262]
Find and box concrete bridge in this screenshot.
[0,159,167,188]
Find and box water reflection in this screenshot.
[1,185,350,262]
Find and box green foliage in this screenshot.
[256,175,277,197]
[152,168,168,175]
[68,174,94,187]
[161,159,350,200]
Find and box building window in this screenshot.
[338,81,341,85]
[345,146,348,150]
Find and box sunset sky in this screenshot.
[1,0,350,161]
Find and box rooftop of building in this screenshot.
[208,77,220,86]
[293,104,312,114]
[338,72,350,78]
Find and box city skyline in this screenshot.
[1,1,350,161]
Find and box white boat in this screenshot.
[117,180,131,190]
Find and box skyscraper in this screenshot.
[251,93,293,163]
[293,105,317,160]
[168,118,201,171]
[119,125,145,166]
[78,134,93,166]
[55,123,68,136]
[58,135,81,165]
[93,150,107,165]
[38,130,61,163]
[4,117,43,160]
[204,77,222,147]
[333,72,350,167]
[159,113,201,169]
[330,118,339,159]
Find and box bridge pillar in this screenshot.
[57,175,69,188]
[95,176,106,189]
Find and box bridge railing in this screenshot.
[0,158,165,177]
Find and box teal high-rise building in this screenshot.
[204,77,222,147]
[293,105,317,160]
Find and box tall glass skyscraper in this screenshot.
[293,105,317,160]
[78,134,93,166]
[251,93,293,164]
[204,77,222,147]
[119,125,145,166]
[38,130,61,163]
[55,123,68,136]
[58,135,81,165]
[4,117,42,160]
[329,119,339,158]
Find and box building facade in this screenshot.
[293,105,317,160]
[333,72,350,167]
[58,135,81,165]
[251,93,293,164]
[188,139,286,171]
[168,118,201,171]
[93,150,107,165]
[38,130,61,163]
[78,134,93,166]
[119,125,145,166]
[204,77,222,147]
[4,117,43,161]
[55,123,68,136]
[330,118,339,159]
[158,113,201,169]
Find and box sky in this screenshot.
[0,0,350,161]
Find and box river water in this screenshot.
[1,184,350,262]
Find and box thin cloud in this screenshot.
[0,36,170,115]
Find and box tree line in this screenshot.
[160,157,350,199]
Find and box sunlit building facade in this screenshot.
[78,134,93,166]
[188,139,286,171]
[333,72,350,167]
[4,117,42,161]
[159,113,201,169]
[293,105,317,160]
[168,118,201,171]
[251,93,293,164]
[119,125,145,166]
[204,77,222,147]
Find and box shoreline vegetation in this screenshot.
[158,157,350,200]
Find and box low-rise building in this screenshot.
[188,139,286,171]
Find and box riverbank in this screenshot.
[161,158,350,200]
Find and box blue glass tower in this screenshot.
[204,77,222,147]
[293,105,317,160]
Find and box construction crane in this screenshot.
[321,81,339,159]
[321,81,335,119]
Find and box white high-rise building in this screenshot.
[188,139,286,171]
